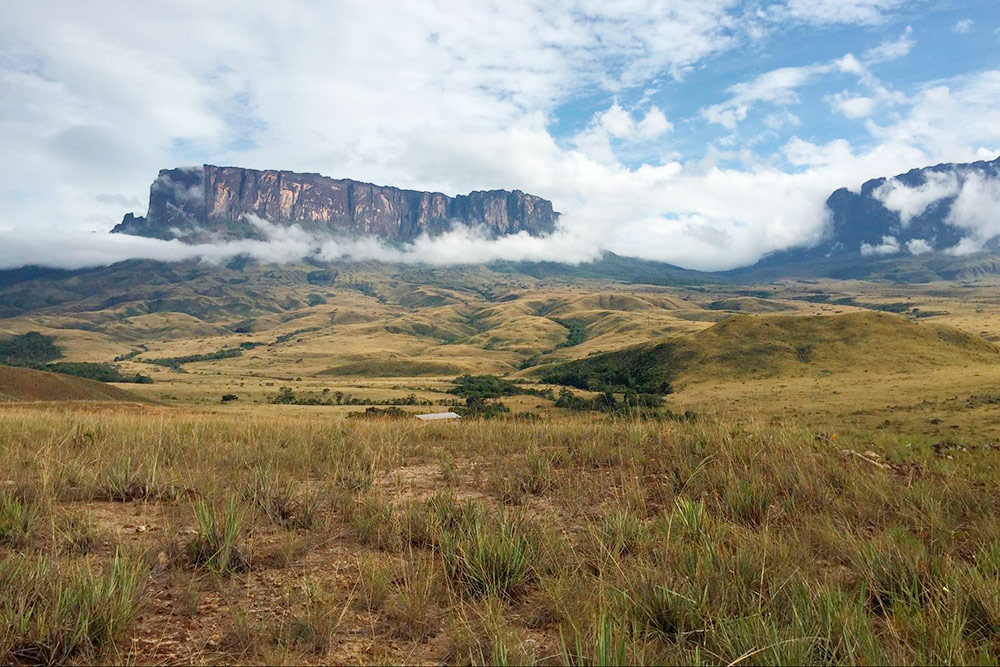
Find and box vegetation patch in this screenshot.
[146,347,244,370]
[44,362,153,384]
[273,327,322,344]
[541,342,683,394]
[0,332,62,366]
[553,318,588,348]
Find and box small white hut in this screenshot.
[415,412,462,421]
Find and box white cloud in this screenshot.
[953,18,974,34]
[906,238,933,254]
[944,172,1000,252]
[703,62,834,128]
[860,235,900,256]
[763,0,907,26]
[831,94,877,118]
[0,2,997,274]
[863,26,914,63]
[873,171,960,224]
[573,102,673,162]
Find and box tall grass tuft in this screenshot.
[186,497,249,575]
[0,492,43,549]
[561,611,633,667]
[441,507,537,599]
[240,464,317,530]
[0,550,147,664]
[95,456,175,502]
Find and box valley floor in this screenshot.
[3,275,1000,664]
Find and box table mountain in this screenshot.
[112,165,558,242]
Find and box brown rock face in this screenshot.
[111,165,558,242]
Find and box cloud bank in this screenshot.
[1,2,999,272]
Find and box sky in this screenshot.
[1,0,998,271]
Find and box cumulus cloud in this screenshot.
[831,94,877,118]
[906,238,933,254]
[944,173,1000,253]
[860,235,900,256]
[573,103,672,163]
[873,171,960,224]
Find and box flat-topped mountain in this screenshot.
[112,165,559,243]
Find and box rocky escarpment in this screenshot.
[112,165,559,242]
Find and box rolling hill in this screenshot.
[538,312,1000,392]
[0,365,149,403]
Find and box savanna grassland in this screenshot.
[3,266,1000,664]
[1,407,1000,665]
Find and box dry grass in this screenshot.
[0,405,998,664]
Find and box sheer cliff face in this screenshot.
[112,165,559,242]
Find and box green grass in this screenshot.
[186,497,249,575]
[0,492,43,549]
[0,550,147,664]
[440,507,537,600]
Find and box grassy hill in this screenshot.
[0,365,148,403]
[539,311,999,392]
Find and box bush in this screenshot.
[221,393,239,403]
[45,362,152,384]
[458,396,510,419]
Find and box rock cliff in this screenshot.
[112,165,559,242]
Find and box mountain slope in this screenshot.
[0,365,148,402]
[538,312,999,392]
[736,155,1000,280]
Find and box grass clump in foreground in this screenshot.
[0,550,147,664]
[0,492,44,549]
[439,506,538,600]
[186,497,249,575]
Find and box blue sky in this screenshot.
[0,0,998,270]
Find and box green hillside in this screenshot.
[539,312,1000,392]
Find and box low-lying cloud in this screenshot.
[0,216,605,272]
[872,168,1000,255]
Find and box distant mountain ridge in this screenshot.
[112,165,559,243]
[740,154,1000,279]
